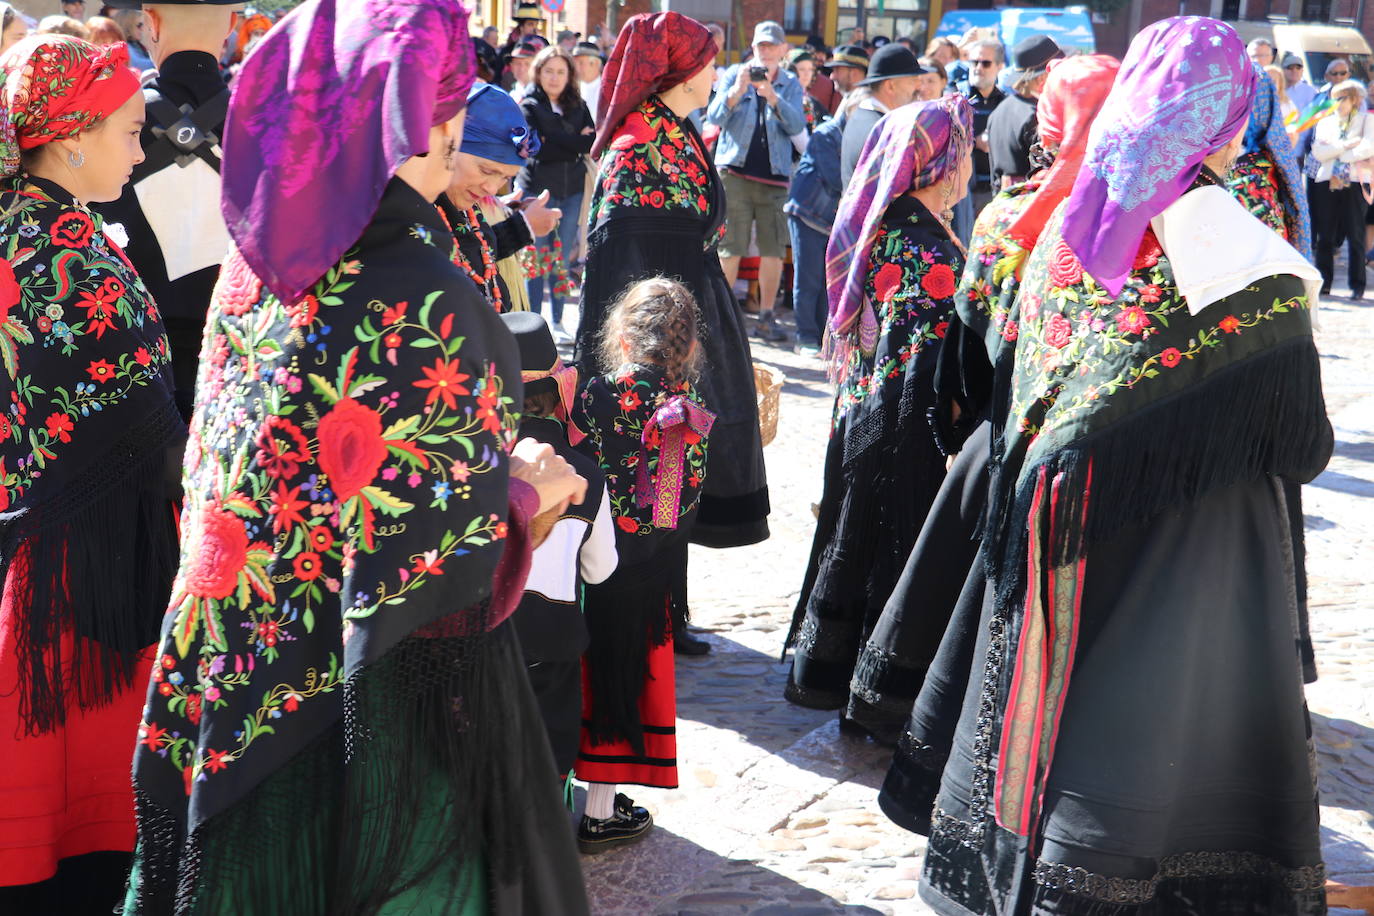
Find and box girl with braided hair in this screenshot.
[572,277,715,853]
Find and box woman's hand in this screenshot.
[511,438,587,516]
[518,190,562,237]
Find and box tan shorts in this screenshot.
[719,170,789,260]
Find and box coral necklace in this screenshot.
[449,207,504,313]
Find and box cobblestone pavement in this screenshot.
[561,278,1374,914]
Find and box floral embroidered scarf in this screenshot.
[0,176,181,733]
[131,177,522,834]
[589,94,716,235]
[983,199,1331,838]
[1226,66,1311,259]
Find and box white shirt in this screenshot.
[580,76,600,122]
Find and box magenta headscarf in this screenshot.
[826,96,973,358]
[221,0,477,305]
[1061,16,1256,296]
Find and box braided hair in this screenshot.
[598,277,703,387]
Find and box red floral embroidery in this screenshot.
[1218,315,1240,334]
[414,357,472,410]
[45,412,74,443]
[50,211,94,248]
[873,262,903,303]
[254,416,311,480]
[215,251,264,317]
[615,515,639,532]
[1160,347,1182,367]
[611,111,657,150]
[920,262,957,300]
[1044,313,1073,349]
[1116,305,1151,335]
[86,359,116,382]
[1132,230,1162,270]
[286,294,319,328]
[0,259,19,322]
[183,506,250,600]
[1047,240,1083,289]
[315,398,388,501]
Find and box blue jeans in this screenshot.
[526,191,583,326]
[788,215,828,348]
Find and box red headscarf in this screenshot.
[1006,54,1120,251]
[593,12,717,158]
[0,35,140,177]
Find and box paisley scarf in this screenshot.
[826,96,973,368]
[1226,64,1312,259]
[1061,17,1255,297]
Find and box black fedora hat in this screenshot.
[500,312,561,397]
[573,41,604,60]
[824,43,869,74]
[857,43,925,86]
[1004,34,1064,83]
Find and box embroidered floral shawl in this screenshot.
[0,176,181,734]
[131,178,522,831]
[589,94,718,240]
[983,198,1331,838]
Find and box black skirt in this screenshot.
[911,477,1326,916]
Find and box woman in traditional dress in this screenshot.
[440,82,543,315]
[577,11,770,554]
[783,98,973,718]
[850,55,1123,750]
[1228,64,1312,255]
[914,19,1333,915]
[123,2,589,913]
[0,35,183,915]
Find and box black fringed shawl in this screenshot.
[127,179,533,913]
[981,194,1332,837]
[0,176,183,735]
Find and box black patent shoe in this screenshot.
[673,626,711,655]
[578,796,653,855]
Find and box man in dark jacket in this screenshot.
[786,114,846,356]
[987,35,1061,189]
[96,0,240,423]
[840,43,924,187]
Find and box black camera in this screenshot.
[749,65,768,83]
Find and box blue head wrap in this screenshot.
[460,83,540,166]
[1237,64,1312,260]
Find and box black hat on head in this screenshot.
[512,1,544,22]
[1004,34,1064,83]
[573,40,604,60]
[857,43,925,85]
[824,44,869,73]
[500,312,561,397]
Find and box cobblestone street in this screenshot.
[569,280,1374,914]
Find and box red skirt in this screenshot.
[576,635,678,789]
[0,580,152,887]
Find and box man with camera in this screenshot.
[705,20,805,343]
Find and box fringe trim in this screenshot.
[984,337,1330,614]
[3,400,183,735]
[128,614,535,916]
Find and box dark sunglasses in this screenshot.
[1331,70,1351,77]
[972,59,997,67]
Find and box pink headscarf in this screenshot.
[221,0,477,305]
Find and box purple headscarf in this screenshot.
[1061,16,1256,296]
[221,0,477,305]
[826,96,973,358]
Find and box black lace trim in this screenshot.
[929,806,984,850]
[1032,853,1327,906]
[968,612,1007,830]
[896,729,948,773]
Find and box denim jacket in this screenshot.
[705,63,806,179]
[784,114,845,233]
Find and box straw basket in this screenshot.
[753,362,784,448]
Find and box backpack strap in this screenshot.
[129,84,231,184]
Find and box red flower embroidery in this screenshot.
[1218,315,1240,334]
[0,259,19,323]
[308,525,334,552]
[50,211,94,248]
[1133,231,1162,270]
[215,252,263,317]
[1043,313,1073,349]
[920,263,957,300]
[475,382,502,435]
[268,481,308,534]
[934,321,949,338]
[86,359,117,383]
[1116,305,1151,335]
[873,262,904,303]
[140,722,167,751]
[1001,320,1019,342]
[1138,284,1162,304]
[100,276,125,300]
[610,111,656,150]
[185,692,202,725]
[286,294,319,328]
[619,390,642,411]
[647,189,666,208]
[1160,347,1182,368]
[414,357,472,410]
[183,505,249,600]
[254,416,311,480]
[1047,240,1083,289]
[134,347,153,366]
[615,515,638,533]
[292,551,323,582]
[316,398,388,501]
[203,749,230,773]
[382,301,408,326]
